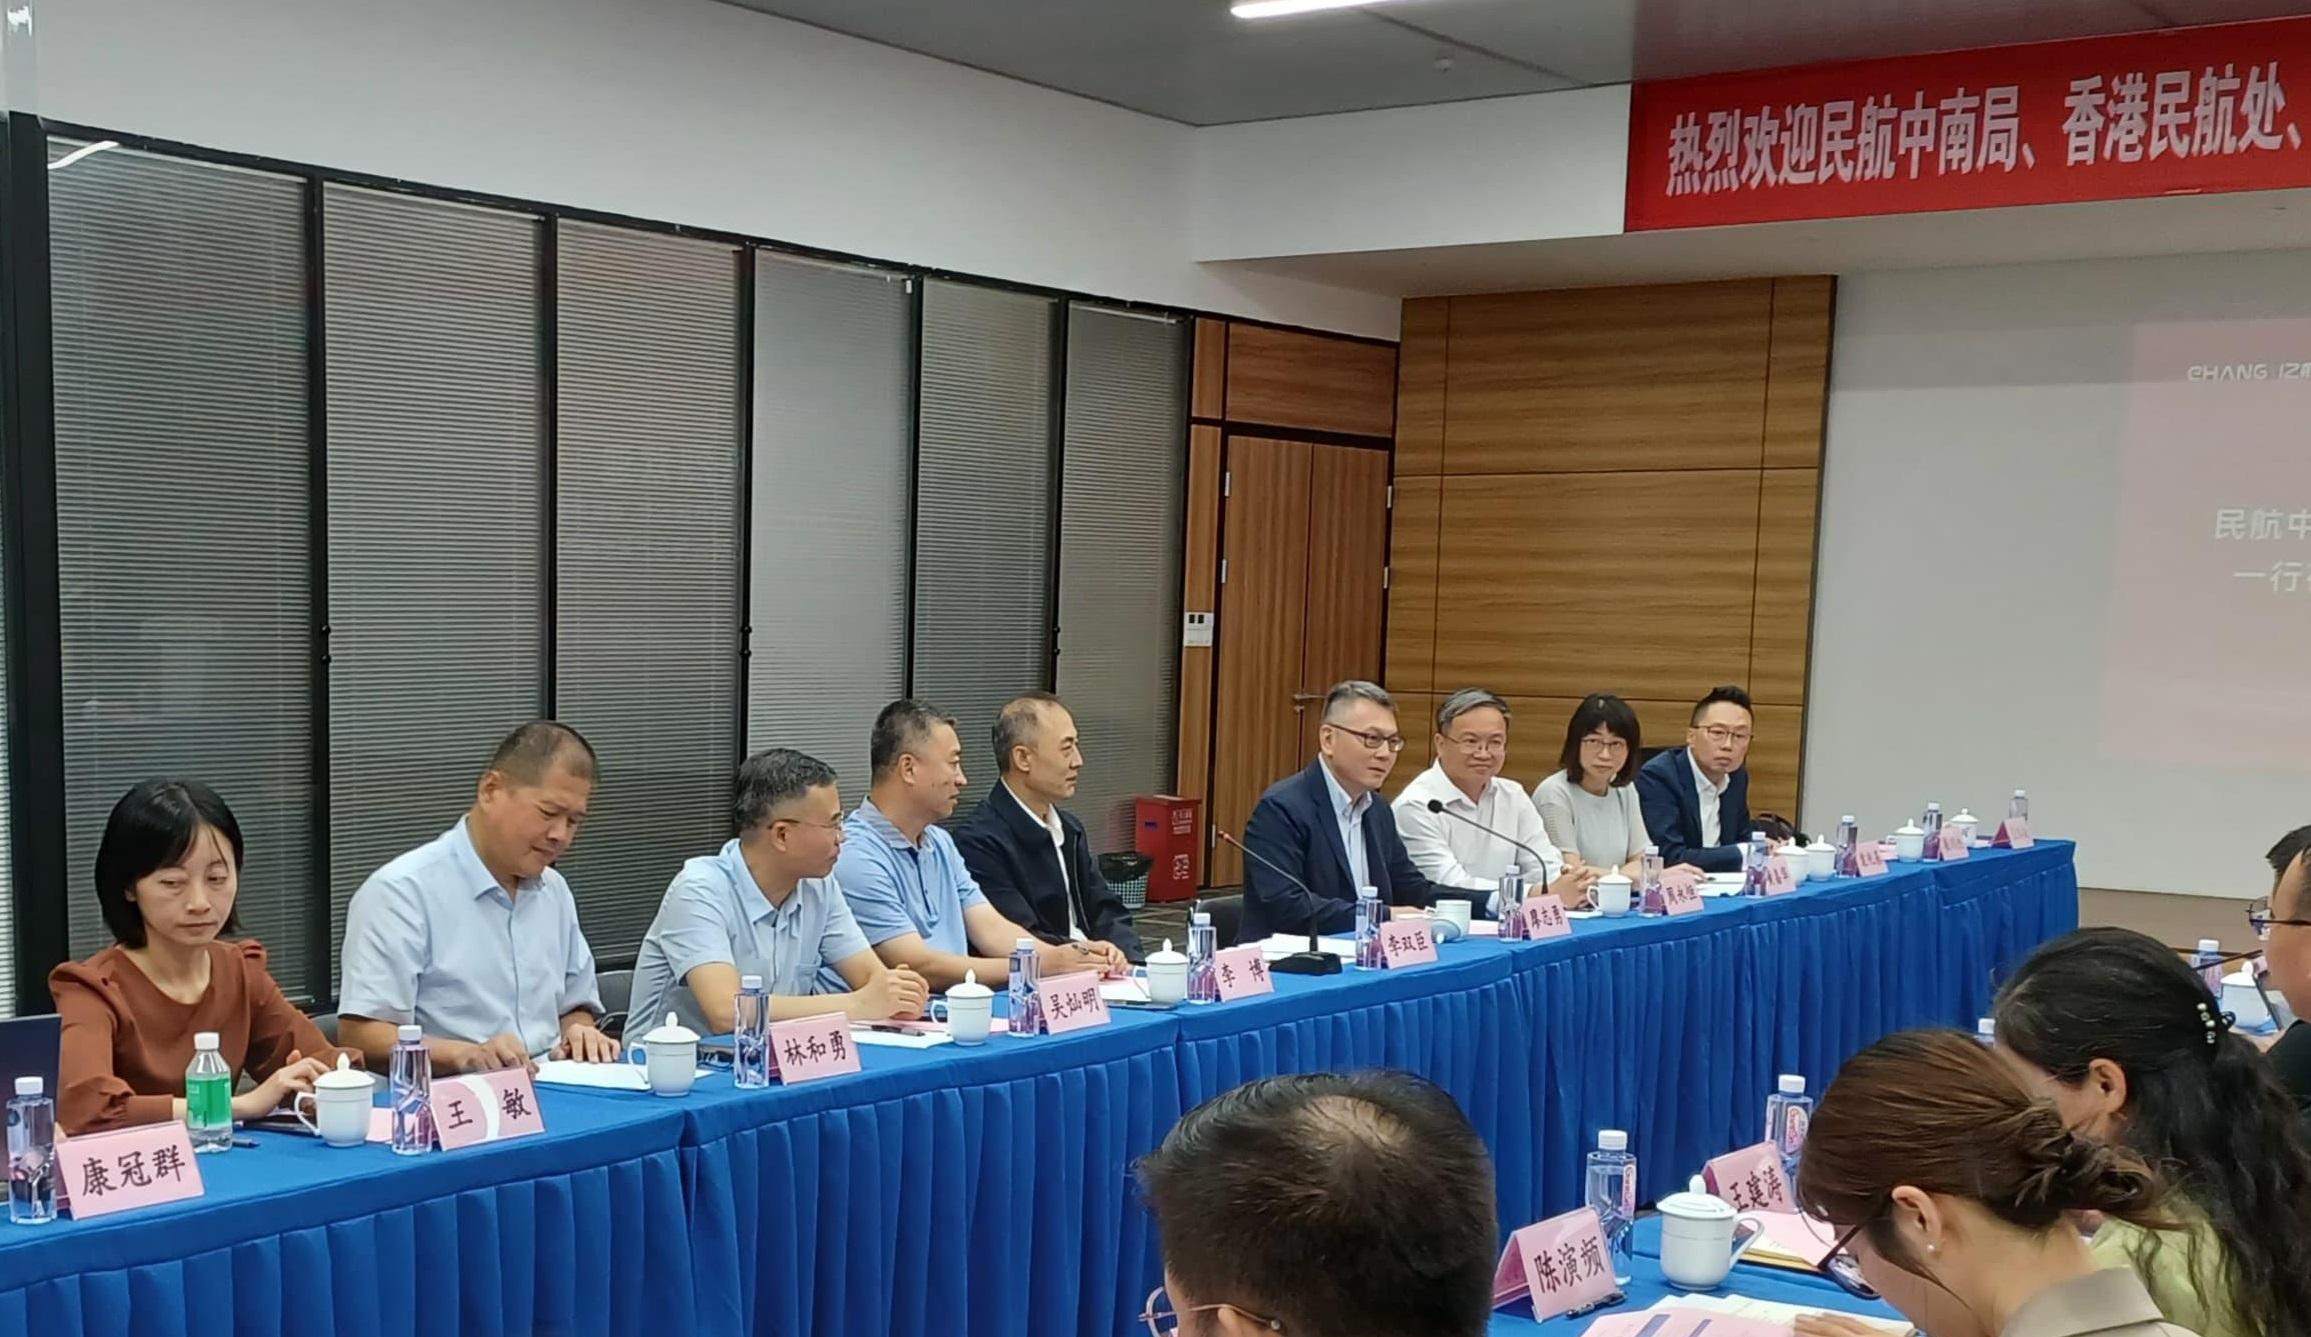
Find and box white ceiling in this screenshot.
[724,0,2311,125]
[1220,187,2311,295]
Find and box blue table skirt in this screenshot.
[0,1088,692,1337]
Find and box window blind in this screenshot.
[748,254,913,798]
[912,281,1056,812]
[48,142,315,992]
[553,221,742,961]
[1056,306,1187,853]
[322,186,545,977]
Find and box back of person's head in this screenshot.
[731,747,838,832]
[1995,926,2311,1335]
[487,719,597,786]
[95,780,247,946]
[1797,1029,2167,1267]
[869,699,957,782]
[1139,1071,1495,1337]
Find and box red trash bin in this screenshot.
[1133,795,1202,902]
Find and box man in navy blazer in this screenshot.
[1635,684,1758,873]
[1237,681,1436,944]
[953,692,1144,962]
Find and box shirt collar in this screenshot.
[1408,761,1483,812]
[451,817,534,901]
[720,838,784,924]
[2002,1268,2169,1337]
[854,797,921,852]
[1319,759,1371,821]
[1688,749,1730,797]
[1001,779,1064,838]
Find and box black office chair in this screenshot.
[598,969,634,1038]
[1197,893,1245,948]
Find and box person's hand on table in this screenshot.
[235,1050,331,1118]
[466,1032,537,1074]
[1084,940,1132,976]
[1793,1315,1895,1337]
[551,1020,620,1064]
[1034,939,1116,978]
[1549,865,1601,908]
[848,965,931,1022]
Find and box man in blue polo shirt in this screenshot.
[628,747,931,1038]
[834,699,1126,991]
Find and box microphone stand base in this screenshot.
[1269,951,1343,976]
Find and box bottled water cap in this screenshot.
[193,1031,221,1050]
[2014,788,2027,797]
[2198,938,2221,954]
[14,1076,39,1096]
[740,974,763,990]
[1597,1129,1628,1152]
[1977,1017,1996,1036]
[1192,911,1211,925]
[1778,1074,1805,1094]
[397,1024,424,1043]
[1016,938,1038,950]
[1840,815,1856,824]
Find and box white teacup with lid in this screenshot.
[1892,822,1927,862]
[1657,1178,1762,1290]
[1594,871,1634,917]
[940,970,995,1045]
[1144,940,1189,1006]
[1805,841,1837,881]
[294,1053,376,1146]
[1950,809,1981,845]
[625,1013,700,1097]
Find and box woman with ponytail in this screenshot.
[1992,926,2311,1337]
[1791,1028,2192,1337]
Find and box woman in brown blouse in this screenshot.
[51,779,357,1135]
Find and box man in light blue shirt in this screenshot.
[630,747,929,1037]
[834,699,1125,992]
[337,721,617,1075]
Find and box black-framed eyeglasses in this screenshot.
[1816,1215,1882,1301]
[1327,724,1405,754]
[2247,897,2311,940]
[1141,1286,1283,1336]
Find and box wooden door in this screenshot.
[1296,445,1392,758]
[1207,436,1311,885]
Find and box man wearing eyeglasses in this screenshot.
[2255,824,2311,1113]
[835,699,1125,991]
[1391,687,1598,912]
[1136,1070,1494,1337]
[1635,684,1759,873]
[626,747,931,1040]
[1236,680,1437,944]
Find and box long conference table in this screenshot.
[0,842,2075,1337]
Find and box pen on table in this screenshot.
[231,1137,259,1148]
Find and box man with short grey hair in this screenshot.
[1237,680,1437,943]
[627,746,929,1038]
[1392,688,1596,912]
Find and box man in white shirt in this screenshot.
[1393,689,1599,912]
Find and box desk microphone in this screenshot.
[1215,829,1344,976]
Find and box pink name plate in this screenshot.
[1660,875,1705,916]
[1853,842,1889,877]
[54,1121,204,1220]
[771,1012,862,1085]
[431,1067,547,1150]
[1937,826,1970,861]
[1703,1140,1794,1212]
[1377,918,1438,967]
[1491,1206,1619,1317]
[1518,893,1572,940]
[1762,855,1797,895]
[1036,970,1113,1034]
[1212,944,1275,1001]
[1994,816,2034,849]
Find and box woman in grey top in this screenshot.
[1532,693,1674,881]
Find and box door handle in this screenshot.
[1291,691,1324,716]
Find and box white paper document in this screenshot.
[850,1027,952,1049]
[1646,1292,1907,1332]
[532,1059,707,1092]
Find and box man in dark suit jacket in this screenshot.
[1635,684,1757,873]
[1238,681,1436,944]
[953,692,1144,963]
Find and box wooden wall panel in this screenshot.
[1444,281,1775,475]
[1430,471,1760,701]
[1298,446,1391,757]
[1174,426,1223,832]
[1749,469,1819,707]
[1384,474,1440,694]
[1381,690,1437,800]
[1226,323,1397,439]
[1192,317,1228,420]
[1207,437,1313,885]
[1395,297,1448,476]
[1747,704,1805,822]
[1762,277,1834,469]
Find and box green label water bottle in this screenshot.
[184,1031,233,1153]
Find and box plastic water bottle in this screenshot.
[2008,789,2029,823]
[1354,885,1385,969]
[1584,1129,1636,1286]
[1008,939,1043,1036]
[389,1024,433,1155]
[1920,802,1945,862]
[733,973,771,1088]
[1833,815,1859,877]
[1976,1017,1997,1046]
[7,1077,54,1225]
[1496,865,1529,940]
[1741,832,1770,896]
[184,1031,233,1153]
[1764,1074,1814,1186]
[1187,912,1219,1003]
[1639,845,1664,915]
[2194,939,2226,994]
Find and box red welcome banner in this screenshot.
[1627,17,2311,230]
